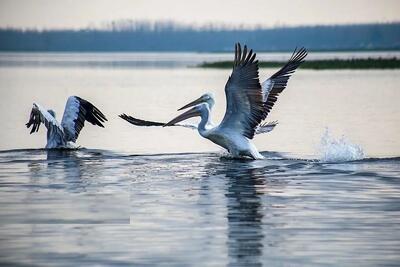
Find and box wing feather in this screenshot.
[255,121,278,135]
[119,113,197,129]
[61,96,107,142]
[261,47,308,119]
[26,103,64,138]
[119,113,165,126]
[219,43,264,139]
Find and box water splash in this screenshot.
[318,128,364,163]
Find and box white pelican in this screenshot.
[26,96,107,149]
[164,43,307,159]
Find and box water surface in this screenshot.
[0,149,399,266]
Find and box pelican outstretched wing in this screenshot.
[119,114,165,126]
[61,96,107,142]
[261,47,307,119]
[218,43,264,139]
[26,103,64,139]
[119,113,197,130]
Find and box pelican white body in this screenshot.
[195,104,264,159]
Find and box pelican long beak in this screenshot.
[164,106,201,127]
[178,96,204,111]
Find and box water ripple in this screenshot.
[0,149,399,266]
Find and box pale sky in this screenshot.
[0,0,399,29]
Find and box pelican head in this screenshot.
[47,109,56,118]
[178,92,215,111]
[165,103,208,127]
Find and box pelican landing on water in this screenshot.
[26,96,107,149]
[164,44,307,159]
[120,43,307,159]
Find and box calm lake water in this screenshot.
[0,52,399,266]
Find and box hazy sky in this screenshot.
[0,0,399,29]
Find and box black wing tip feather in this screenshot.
[272,46,308,74]
[269,46,308,91]
[26,107,41,134]
[260,47,308,123]
[234,42,257,68]
[290,47,308,62]
[119,113,165,127]
[74,96,108,128]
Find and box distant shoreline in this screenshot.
[1,23,399,52]
[198,58,400,69]
[0,49,399,53]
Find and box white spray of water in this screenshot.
[318,128,364,163]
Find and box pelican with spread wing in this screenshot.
[26,96,107,149]
[163,43,307,159]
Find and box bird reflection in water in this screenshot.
[27,149,105,193]
[202,159,273,266]
[223,161,265,266]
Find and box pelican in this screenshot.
[26,96,107,149]
[163,43,307,159]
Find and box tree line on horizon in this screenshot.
[0,22,399,52]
